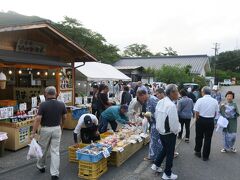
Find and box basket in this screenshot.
[72,108,89,120]
[68,143,88,163]
[78,158,108,180]
[76,143,112,163]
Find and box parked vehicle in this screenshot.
[220,79,232,86]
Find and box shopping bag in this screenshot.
[27,138,43,160]
[216,116,229,132]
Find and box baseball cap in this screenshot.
[84,115,93,128]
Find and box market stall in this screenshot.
[0,21,97,150]
[68,125,150,179]
[75,62,131,104]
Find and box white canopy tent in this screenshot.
[75,62,131,81]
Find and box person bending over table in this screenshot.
[73,114,100,144]
[99,105,133,133]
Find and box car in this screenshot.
[220,79,232,86]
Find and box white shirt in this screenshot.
[73,114,98,134]
[194,95,219,118]
[128,98,143,121]
[155,97,181,135]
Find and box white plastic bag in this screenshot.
[142,117,149,134]
[216,116,229,132]
[27,138,43,160]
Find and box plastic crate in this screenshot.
[72,108,89,120]
[78,158,108,180]
[76,143,112,163]
[68,143,88,163]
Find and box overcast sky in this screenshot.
[1,0,240,55]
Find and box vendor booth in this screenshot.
[0,21,97,150]
[75,62,131,102]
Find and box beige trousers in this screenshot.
[37,126,62,176]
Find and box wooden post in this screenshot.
[71,62,75,105]
[56,68,60,96]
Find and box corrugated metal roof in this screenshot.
[115,66,143,70]
[113,55,210,74]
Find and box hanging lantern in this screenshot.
[0,72,7,89]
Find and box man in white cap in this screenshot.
[187,87,196,103]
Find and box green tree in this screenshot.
[123,44,153,57]
[216,50,240,72]
[162,47,178,56]
[55,16,120,64]
[146,65,192,86]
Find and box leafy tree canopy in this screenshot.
[216,50,240,72]
[55,16,120,64]
[145,65,206,88]
[123,44,178,57]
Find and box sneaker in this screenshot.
[174,152,179,158]
[162,172,178,180]
[151,164,163,173]
[36,166,45,173]
[221,149,227,153]
[51,176,59,180]
[184,138,189,143]
[231,148,237,153]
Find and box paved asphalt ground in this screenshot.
[0,86,240,180]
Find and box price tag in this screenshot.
[137,137,143,142]
[129,140,137,144]
[32,97,38,108]
[116,147,124,152]
[140,133,148,138]
[39,95,45,103]
[19,103,27,111]
[102,148,110,158]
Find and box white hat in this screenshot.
[212,85,218,90]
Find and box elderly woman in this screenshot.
[178,89,194,142]
[220,91,239,153]
[144,88,164,161]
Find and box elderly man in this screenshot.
[31,86,67,180]
[194,86,218,161]
[128,90,148,121]
[151,84,181,180]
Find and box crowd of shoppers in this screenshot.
[31,81,239,180]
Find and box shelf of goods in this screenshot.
[0,118,34,151]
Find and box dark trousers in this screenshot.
[178,118,191,138]
[194,116,214,159]
[154,133,176,176]
[98,116,118,133]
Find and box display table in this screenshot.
[0,118,34,151]
[108,140,144,167]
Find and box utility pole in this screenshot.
[212,43,220,85]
